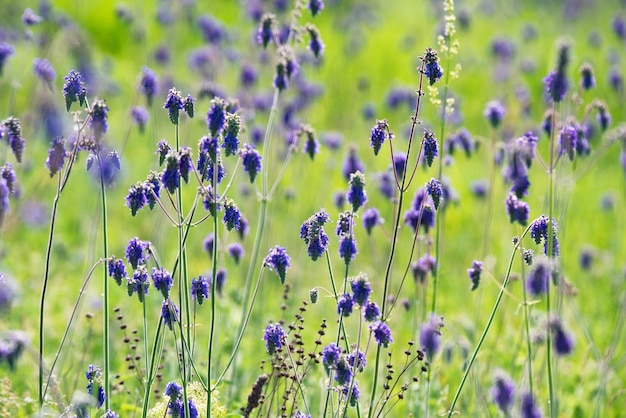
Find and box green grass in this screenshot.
[0,0,625,416]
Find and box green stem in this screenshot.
[43,260,106,401]
[142,319,164,418]
[97,153,111,412]
[546,102,557,418]
[519,239,534,396]
[446,224,532,417]
[207,179,218,418]
[143,299,149,391]
[173,124,190,418]
[211,266,266,389]
[39,174,62,412]
[229,88,280,390]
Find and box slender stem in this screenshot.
[546,102,557,418]
[39,174,62,411]
[369,55,428,418]
[171,124,190,418]
[211,266,266,389]
[229,88,280,389]
[43,260,106,401]
[446,224,532,417]
[142,319,164,418]
[431,48,452,316]
[519,233,534,396]
[97,153,111,411]
[207,175,218,417]
[143,299,149,389]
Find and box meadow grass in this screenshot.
[0,0,625,417]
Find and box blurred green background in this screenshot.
[0,0,624,416]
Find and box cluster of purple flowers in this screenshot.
[0,164,16,224]
[467,260,483,291]
[108,257,128,286]
[422,48,443,85]
[490,370,515,414]
[411,254,436,285]
[422,129,439,167]
[579,63,595,90]
[543,40,570,103]
[505,192,530,226]
[140,66,158,106]
[239,143,262,183]
[419,314,444,360]
[86,364,106,409]
[263,246,291,283]
[361,207,382,235]
[346,171,367,213]
[165,381,199,418]
[526,257,551,296]
[336,211,357,264]
[445,128,477,157]
[530,215,560,256]
[272,46,299,91]
[62,69,87,111]
[163,88,195,125]
[33,58,55,87]
[257,13,276,48]
[191,276,210,304]
[503,132,538,199]
[404,188,436,233]
[550,316,575,356]
[305,23,324,58]
[300,209,331,261]
[2,116,25,163]
[263,322,285,355]
[0,42,14,75]
[369,320,393,347]
[369,119,391,156]
[152,267,173,299]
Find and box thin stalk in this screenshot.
[229,88,280,389]
[173,123,190,418]
[97,153,111,411]
[545,102,557,418]
[323,261,352,416]
[426,37,453,418]
[446,224,532,417]
[431,47,452,316]
[39,173,62,411]
[142,319,165,418]
[519,232,534,396]
[43,260,106,401]
[212,266,266,388]
[369,56,428,418]
[207,181,218,418]
[143,300,149,389]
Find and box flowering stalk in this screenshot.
[173,123,191,418]
[447,224,532,416]
[39,109,89,411]
[431,0,458,317]
[96,152,111,412]
[545,102,557,418]
[367,52,433,418]
[207,146,219,417]
[227,88,279,390]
